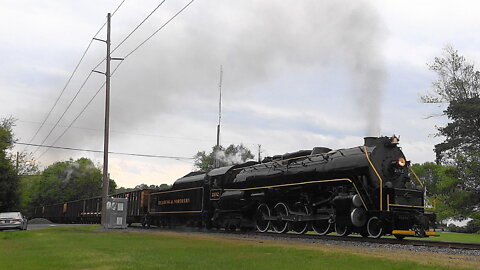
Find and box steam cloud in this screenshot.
[62,162,79,183]
[41,0,386,150]
[61,160,96,183]
[215,148,252,166]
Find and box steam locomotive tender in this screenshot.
[148,136,436,239]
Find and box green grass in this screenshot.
[378,231,480,243]
[420,231,480,243]
[309,230,480,244]
[0,226,477,270]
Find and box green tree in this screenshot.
[423,46,480,227]
[411,163,466,222]
[158,183,171,190]
[194,144,254,171]
[132,183,171,190]
[0,117,19,211]
[115,187,134,193]
[422,45,480,104]
[29,158,117,208]
[18,174,41,214]
[14,151,38,175]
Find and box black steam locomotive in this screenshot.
[34,136,436,239]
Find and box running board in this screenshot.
[264,214,331,222]
[392,230,438,237]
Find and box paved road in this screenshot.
[0,223,91,231]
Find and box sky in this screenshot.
[1,0,479,188]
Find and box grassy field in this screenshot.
[0,226,479,270]
[421,231,480,243]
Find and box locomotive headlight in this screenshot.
[397,157,406,167]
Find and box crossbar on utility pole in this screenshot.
[100,13,112,228]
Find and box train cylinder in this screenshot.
[352,194,363,208]
[350,208,367,227]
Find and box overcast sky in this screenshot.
[1,0,479,188]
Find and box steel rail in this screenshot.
[243,231,480,250]
[130,225,480,250]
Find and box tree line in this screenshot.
[0,117,172,216]
[414,46,480,231]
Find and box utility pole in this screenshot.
[100,12,112,228]
[93,13,123,228]
[215,65,223,168]
[257,145,261,162]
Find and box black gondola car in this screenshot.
[40,202,64,223]
[112,189,151,226]
[65,199,83,223]
[34,190,152,225]
[81,196,102,223]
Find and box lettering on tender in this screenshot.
[158,198,191,206]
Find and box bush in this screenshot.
[448,220,480,233]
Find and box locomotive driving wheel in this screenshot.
[335,223,351,237]
[272,202,289,233]
[255,203,271,233]
[367,216,383,238]
[289,205,310,234]
[312,219,331,235]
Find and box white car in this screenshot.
[0,212,28,230]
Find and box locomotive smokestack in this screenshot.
[363,137,378,147]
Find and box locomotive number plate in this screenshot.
[210,189,222,200]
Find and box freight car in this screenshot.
[33,189,152,226]
[112,189,151,226]
[34,136,436,239]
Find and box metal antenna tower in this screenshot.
[215,65,223,168]
[217,65,223,147]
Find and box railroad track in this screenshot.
[242,231,480,250]
[130,225,480,251]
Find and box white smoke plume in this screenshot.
[112,0,387,136]
[61,159,96,183]
[33,0,386,149]
[215,148,251,166]
[62,161,80,183]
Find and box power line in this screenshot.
[112,0,167,54]
[19,119,212,142]
[20,118,259,147]
[92,0,168,76]
[36,82,105,160]
[37,62,122,159]
[32,71,95,156]
[124,0,196,59]
[25,0,127,151]
[37,0,196,159]
[35,0,176,153]
[111,0,127,16]
[17,142,193,160]
[27,40,96,150]
[32,2,131,156]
